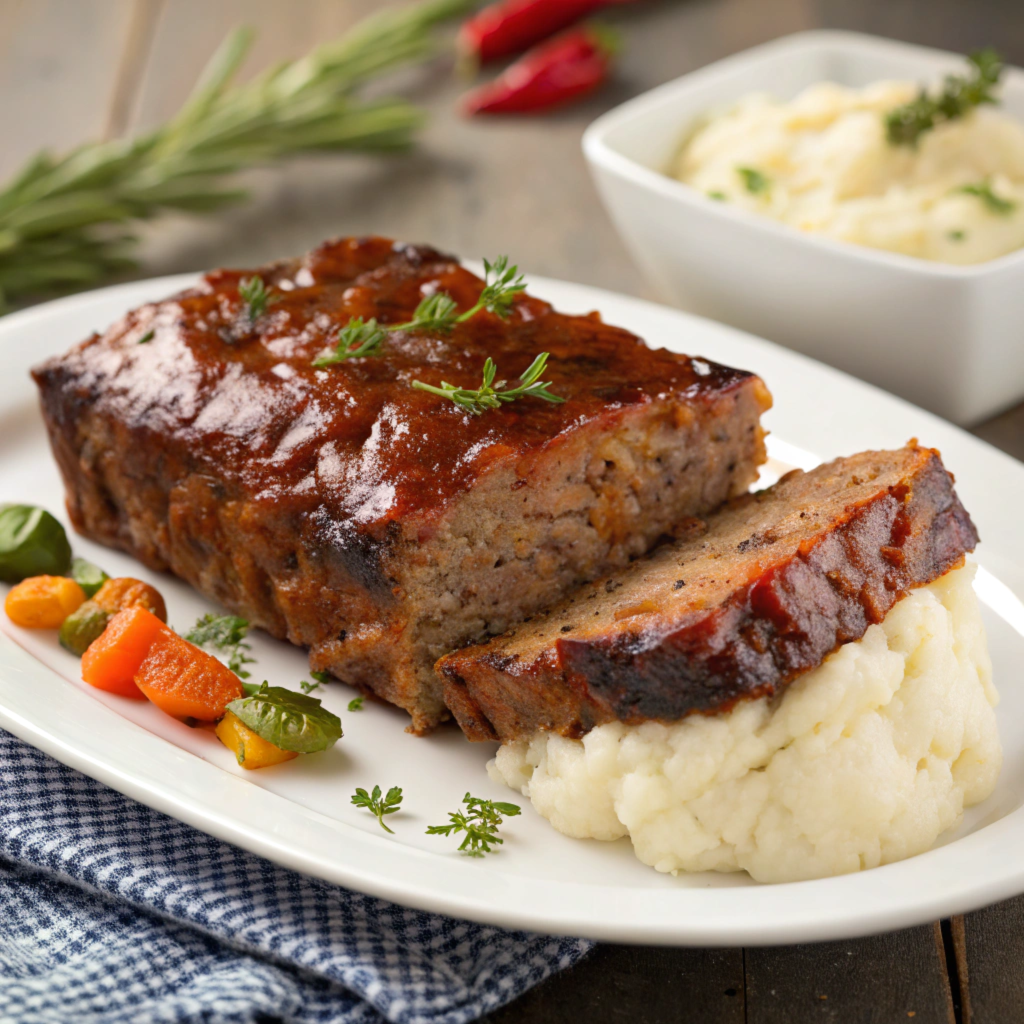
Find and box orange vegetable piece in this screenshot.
[93,577,167,622]
[216,711,299,769]
[134,631,244,722]
[5,575,85,628]
[81,605,169,699]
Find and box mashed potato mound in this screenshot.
[488,565,1001,883]
[673,80,1024,265]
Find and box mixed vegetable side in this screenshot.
[0,502,521,855]
[0,503,340,771]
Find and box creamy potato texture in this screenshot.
[673,81,1024,264]
[489,565,1001,883]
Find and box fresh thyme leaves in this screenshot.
[411,352,564,416]
[737,167,770,195]
[352,785,404,833]
[138,329,155,344]
[238,276,279,321]
[185,613,255,679]
[426,793,522,857]
[299,671,331,694]
[956,180,1017,215]
[885,49,1004,146]
[313,255,526,365]
[228,682,342,753]
[313,317,387,365]
[348,696,365,711]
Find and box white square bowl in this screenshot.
[582,31,1024,426]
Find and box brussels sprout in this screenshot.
[0,504,72,583]
[58,601,110,656]
[70,557,109,598]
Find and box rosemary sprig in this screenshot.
[956,180,1017,215]
[313,256,527,365]
[0,0,474,312]
[885,49,1004,147]
[352,785,404,833]
[411,352,565,415]
[426,793,521,857]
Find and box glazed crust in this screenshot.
[31,237,770,732]
[438,444,979,742]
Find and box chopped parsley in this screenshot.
[956,180,1016,215]
[736,166,770,196]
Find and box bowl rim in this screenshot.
[582,28,1024,281]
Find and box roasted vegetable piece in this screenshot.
[0,505,72,583]
[59,600,111,656]
[5,575,85,628]
[70,557,109,598]
[134,631,245,721]
[81,605,170,699]
[93,577,167,622]
[226,682,343,754]
[215,711,299,769]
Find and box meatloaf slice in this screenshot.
[438,443,979,742]
[32,236,770,733]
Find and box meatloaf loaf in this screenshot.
[32,236,770,732]
[438,443,979,741]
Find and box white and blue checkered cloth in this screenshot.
[0,728,592,1024]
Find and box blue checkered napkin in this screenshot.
[0,728,592,1024]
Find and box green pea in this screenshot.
[0,504,72,583]
[70,557,109,598]
[58,601,110,656]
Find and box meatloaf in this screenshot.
[438,443,978,741]
[32,236,770,732]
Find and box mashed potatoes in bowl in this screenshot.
[673,77,1024,265]
[489,565,1001,883]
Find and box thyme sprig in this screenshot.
[185,613,255,679]
[426,793,521,857]
[885,49,1004,147]
[313,256,527,365]
[352,785,404,833]
[0,0,473,312]
[411,352,564,416]
[238,276,279,321]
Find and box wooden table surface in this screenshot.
[3,1,1022,1021]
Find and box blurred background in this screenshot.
[3,0,1022,301]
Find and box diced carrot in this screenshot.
[134,631,244,722]
[81,605,170,699]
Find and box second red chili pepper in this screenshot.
[462,24,619,115]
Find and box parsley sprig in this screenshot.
[352,785,404,833]
[885,49,1004,146]
[185,613,255,679]
[348,696,365,711]
[313,255,526,365]
[956,179,1017,215]
[411,352,564,416]
[426,793,521,857]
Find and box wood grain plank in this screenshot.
[482,945,744,1024]
[0,0,136,179]
[955,896,1024,1023]
[746,924,955,1024]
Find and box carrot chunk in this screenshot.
[81,605,169,699]
[134,631,244,722]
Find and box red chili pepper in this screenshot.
[462,25,618,115]
[458,0,633,65]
